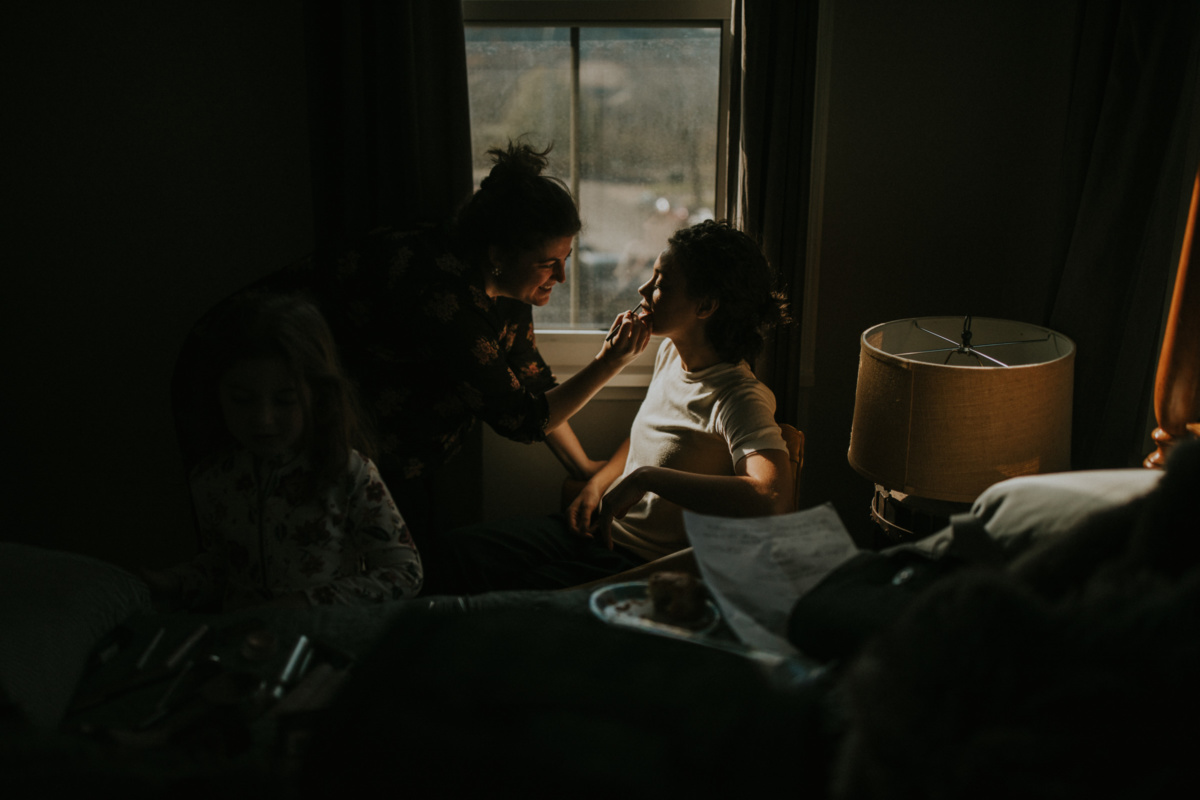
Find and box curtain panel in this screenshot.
[304,0,474,269]
[725,0,822,428]
[301,0,481,529]
[1049,0,1200,469]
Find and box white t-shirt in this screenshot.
[612,340,787,560]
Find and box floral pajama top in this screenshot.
[169,447,423,611]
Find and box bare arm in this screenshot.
[543,312,651,432]
[565,437,632,544]
[544,422,604,480]
[601,448,794,526]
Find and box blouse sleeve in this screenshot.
[302,454,424,606]
[425,286,552,444]
[715,380,788,466]
[502,301,558,394]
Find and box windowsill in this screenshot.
[537,329,664,398]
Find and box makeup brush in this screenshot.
[605,303,644,344]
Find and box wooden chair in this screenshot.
[569,422,805,591]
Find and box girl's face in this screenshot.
[488,234,574,306]
[219,357,307,458]
[637,249,706,339]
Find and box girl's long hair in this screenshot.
[201,291,375,493]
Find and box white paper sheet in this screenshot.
[683,503,859,657]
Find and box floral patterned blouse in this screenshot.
[317,224,557,484]
[169,447,423,611]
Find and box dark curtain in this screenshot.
[1049,0,1200,469]
[302,0,482,529]
[304,0,474,268]
[725,0,821,428]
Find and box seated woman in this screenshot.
[439,219,795,593]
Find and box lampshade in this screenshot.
[848,316,1076,504]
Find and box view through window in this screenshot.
[464,24,723,331]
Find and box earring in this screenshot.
[491,264,503,277]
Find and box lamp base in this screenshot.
[870,485,971,542]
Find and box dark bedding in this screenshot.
[3,441,1195,798]
[2,582,833,798]
[1,585,604,794]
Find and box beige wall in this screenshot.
[482,393,643,522]
[798,0,1079,543]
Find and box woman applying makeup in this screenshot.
[314,142,651,586]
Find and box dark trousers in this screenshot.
[437,513,648,595]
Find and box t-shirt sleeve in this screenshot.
[715,381,787,466]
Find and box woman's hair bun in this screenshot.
[454,139,580,257]
[480,141,550,190]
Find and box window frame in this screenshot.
[463,0,734,389]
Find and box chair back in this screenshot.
[779,422,805,511]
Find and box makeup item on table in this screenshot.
[165,623,210,670]
[69,625,209,720]
[605,304,644,343]
[270,635,312,701]
[241,628,279,662]
[92,625,133,666]
[136,658,196,730]
[134,627,166,670]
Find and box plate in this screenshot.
[589,580,721,637]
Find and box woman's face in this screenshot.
[219,357,307,458]
[488,235,574,305]
[637,249,704,339]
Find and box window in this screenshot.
[463,1,733,340]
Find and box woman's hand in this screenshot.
[566,482,605,538]
[587,468,651,550]
[599,309,652,364]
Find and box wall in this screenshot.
[483,392,642,521]
[799,0,1080,544]
[2,3,313,568]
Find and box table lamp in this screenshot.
[848,316,1076,540]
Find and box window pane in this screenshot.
[465,26,721,330]
[465,28,571,174]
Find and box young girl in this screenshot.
[146,293,422,611]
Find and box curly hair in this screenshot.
[666,219,791,365]
[452,140,581,264]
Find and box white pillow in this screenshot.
[970,468,1163,554]
[887,468,1164,563]
[0,543,150,731]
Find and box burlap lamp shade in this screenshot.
[848,316,1076,505]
